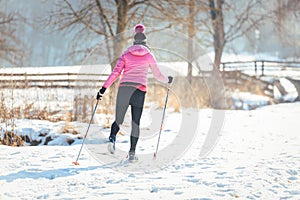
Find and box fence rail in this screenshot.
[2,60,300,89]
[0,72,109,88]
[221,60,300,77]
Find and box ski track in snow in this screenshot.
[0,103,300,199]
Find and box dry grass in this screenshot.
[61,111,79,135]
[0,131,24,147]
[147,77,211,111]
[0,74,264,147]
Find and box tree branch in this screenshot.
[95,0,114,36]
[62,0,104,35]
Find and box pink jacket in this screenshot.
[103,45,168,91]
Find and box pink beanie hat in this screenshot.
[134,24,145,33]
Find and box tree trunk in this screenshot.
[107,0,129,105]
[112,0,128,70]
[207,0,227,109]
[209,0,225,69]
[187,0,195,82]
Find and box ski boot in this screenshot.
[128,151,138,163]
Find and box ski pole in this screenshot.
[154,86,170,159]
[72,100,99,165]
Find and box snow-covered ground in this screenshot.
[1,102,300,199]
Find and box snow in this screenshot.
[1,61,300,199]
[232,92,270,110]
[1,102,300,199]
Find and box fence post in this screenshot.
[254,61,257,76]
[24,73,28,88]
[222,63,226,71]
[261,61,265,76]
[68,72,70,88]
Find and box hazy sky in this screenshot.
[2,0,70,67]
[1,0,299,67]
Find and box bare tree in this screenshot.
[46,0,149,69]
[148,0,268,70]
[207,0,225,69]
[187,0,196,79]
[0,5,25,65]
[205,0,268,68]
[46,0,270,69]
[273,0,300,58]
[147,0,207,80]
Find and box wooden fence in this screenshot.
[0,72,109,89]
[2,60,299,89]
[221,60,300,77]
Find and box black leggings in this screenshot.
[110,86,146,152]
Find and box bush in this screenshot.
[0,131,24,147]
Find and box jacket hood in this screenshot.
[127,45,150,56]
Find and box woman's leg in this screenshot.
[109,105,128,141]
[109,87,131,141]
[129,105,144,152]
[128,89,146,153]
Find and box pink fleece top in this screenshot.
[103,45,168,91]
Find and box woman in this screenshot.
[96,24,172,162]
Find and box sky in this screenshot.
[1,0,70,67]
[1,0,299,68]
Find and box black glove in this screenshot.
[96,87,106,100]
[168,76,173,84]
